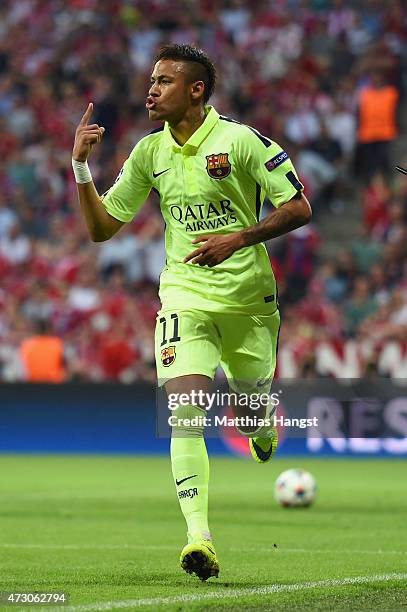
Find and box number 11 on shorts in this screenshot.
[160,313,181,346]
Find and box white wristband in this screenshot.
[72,159,92,184]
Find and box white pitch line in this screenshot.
[0,543,174,551]
[1,543,406,556]
[235,546,407,556]
[36,573,407,612]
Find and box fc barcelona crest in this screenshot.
[206,153,231,179]
[161,345,176,367]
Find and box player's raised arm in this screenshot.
[72,102,124,242]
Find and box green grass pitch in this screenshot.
[0,455,406,611]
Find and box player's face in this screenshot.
[146,60,192,123]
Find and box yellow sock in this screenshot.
[170,404,211,542]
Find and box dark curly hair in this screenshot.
[153,44,216,104]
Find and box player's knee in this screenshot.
[170,404,206,438]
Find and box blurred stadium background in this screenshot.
[0,0,406,458]
[1,3,407,609]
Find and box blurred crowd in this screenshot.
[0,0,406,381]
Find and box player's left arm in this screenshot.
[184,131,311,267]
[184,193,310,267]
[237,190,311,247]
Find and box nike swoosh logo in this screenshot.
[204,544,215,555]
[176,474,197,487]
[153,168,170,178]
[251,439,274,462]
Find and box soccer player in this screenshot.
[72,44,311,581]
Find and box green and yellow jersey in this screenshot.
[102,106,303,315]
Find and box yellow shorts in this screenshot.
[155,308,280,392]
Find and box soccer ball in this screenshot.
[274,468,317,508]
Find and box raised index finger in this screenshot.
[79,102,93,126]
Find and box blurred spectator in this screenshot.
[98,225,143,282]
[319,261,348,304]
[355,69,400,182]
[369,263,391,306]
[309,121,343,166]
[8,95,35,140]
[335,250,358,291]
[326,98,356,160]
[285,99,320,146]
[98,321,140,382]
[344,277,378,336]
[362,172,392,237]
[351,228,382,274]
[0,195,17,238]
[274,223,319,304]
[294,147,338,206]
[68,268,102,313]
[383,201,407,246]
[308,120,345,210]
[389,287,407,326]
[21,284,54,323]
[295,276,342,338]
[0,222,31,264]
[20,319,66,383]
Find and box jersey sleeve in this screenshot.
[236,127,304,208]
[102,140,152,223]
